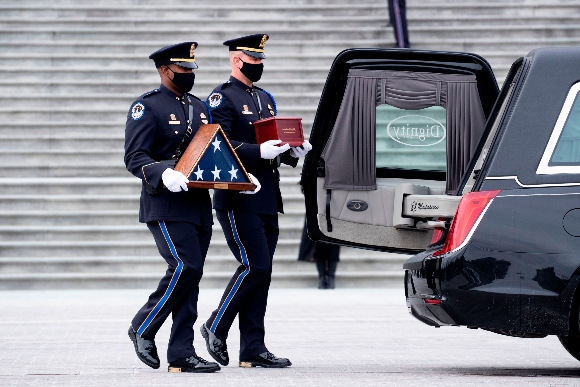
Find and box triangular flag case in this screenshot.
[174,124,256,190]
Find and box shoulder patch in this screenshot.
[141,89,160,99]
[131,102,146,120]
[208,92,223,108]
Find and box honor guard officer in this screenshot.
[200,34,312,368]
[124,42,220,373]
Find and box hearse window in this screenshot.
[537,82,580,174]
[376,104,446,172]
[321,69,486,194]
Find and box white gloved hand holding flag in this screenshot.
[162,168,189,192]
[240,173,261,194]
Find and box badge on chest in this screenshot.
[242,105,253,115]
[168,113,180,125]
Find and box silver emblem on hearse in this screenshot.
[347,200,368,212]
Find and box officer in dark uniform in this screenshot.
[199,34,312,368]
[124,42,220,373]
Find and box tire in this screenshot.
[559,335,580,361]
[559,285,580,361]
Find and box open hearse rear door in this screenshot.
[301,48,500,254]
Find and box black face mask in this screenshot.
[239,60,264,83]
[167,67,195,94]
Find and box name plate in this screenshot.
[254,117,304,147]
[402,194,461,218]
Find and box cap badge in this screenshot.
[259,35,267,48]
[242,105,253,115]
[200,113,206,119]
[131,102,145,120]
[190,44,196,58]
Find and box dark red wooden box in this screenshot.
[254,117,304,147]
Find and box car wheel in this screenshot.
[559,290,580,361]
[559,335,580,361]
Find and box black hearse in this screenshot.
[301,47,580,361]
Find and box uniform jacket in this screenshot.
[207,76,297,214]
[124,84,213,225]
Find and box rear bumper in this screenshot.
[404,251,460,327]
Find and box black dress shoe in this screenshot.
[168,355,220,373]
[128,325,160,369]
[239,351,292,368]
[326,276,335,289]
[200,323,229,366]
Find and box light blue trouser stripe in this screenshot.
[137,221,183,336]
[210,210,250,332]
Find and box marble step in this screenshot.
[0,120,312,137]
[0,16,392,30]
[0,177,303,195]
[0,39,389,56]
[0,249,410,289]
[0,79,327,98]
[0,270,405,290]
[0,224,308,242]
[0,192,307,212]
[0,209,306,227]
[0,251,409,274]
[0,106,317,122]
[0,26,389,42]
[0,163,306,178]
[0,92,323,109]
[0,53,337,69]
[0,238,304,258]
[0,66,335,81]
[3,1,578,19]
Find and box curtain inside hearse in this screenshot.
[321,69,486,194]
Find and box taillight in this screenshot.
[433,190,501,256]
[429,218,445,245]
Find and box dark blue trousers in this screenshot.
[205,210,279,360]
[131,221,211,363]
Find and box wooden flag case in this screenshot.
[174,124,256,190]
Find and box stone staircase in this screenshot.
[0,0,579,289]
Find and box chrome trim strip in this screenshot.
[536,82,580,175]
[485,175,580,188]
[501,192,580,198]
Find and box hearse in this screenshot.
[301,47,580,361]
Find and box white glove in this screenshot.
[290,140,313,158]
[162,168,189,192]
[260,139,291,160]
[240,173,261,194]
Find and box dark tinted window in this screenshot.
[550,92,580,166]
